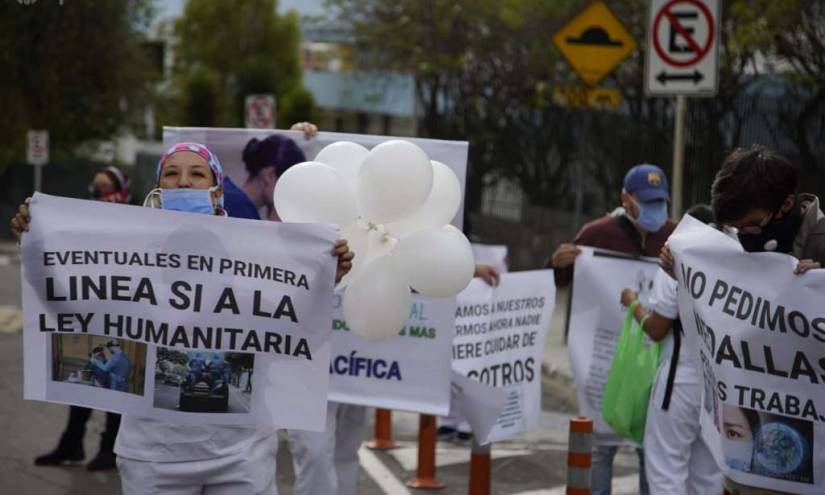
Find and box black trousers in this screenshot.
[60,406,121,454]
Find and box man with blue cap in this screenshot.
[548,163,677,495]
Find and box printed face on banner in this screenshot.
[669,215,825,494]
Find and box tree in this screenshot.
[331,0,825,216]
[173,0,314,128]
[330,0,579,213]
[0,0,155,170]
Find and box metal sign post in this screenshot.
[671,95,687,218]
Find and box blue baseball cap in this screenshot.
[623,164,670,202]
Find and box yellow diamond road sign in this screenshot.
[553,1,636,86]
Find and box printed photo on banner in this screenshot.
[722,404,813,484]
[153,347,254,414]
[162,127,469,228]
[51,335,146,396]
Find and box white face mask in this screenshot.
[724,440,753,472]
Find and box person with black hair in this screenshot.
[662,145,825,276]
[657,146,824,495]
[223,123,317,220]
[620,204,722,495]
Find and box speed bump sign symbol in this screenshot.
[553,1,636,86]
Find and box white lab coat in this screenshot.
[643,269,721,494]
[287,402,368,495]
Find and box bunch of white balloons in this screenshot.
[274,140,475,341]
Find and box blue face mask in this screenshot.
[633,199,668,233]
[143,188,217,215]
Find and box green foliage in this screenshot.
[0,0,155,171]
[172,0,313,128]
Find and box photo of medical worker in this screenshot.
[51,335,146,396]
[153,348,254,414]
[722,404,813,484]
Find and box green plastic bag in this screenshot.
[601,305,661,445]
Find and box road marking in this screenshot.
[511,473,639,495]
[358,445,413,495]
[0,306,22,334]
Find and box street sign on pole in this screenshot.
[645,0,720,96]
[245,94,277,129]
[553,1,636,86]
[27,129,49,192]
[27,130,48,166]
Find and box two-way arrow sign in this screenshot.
[656,70,704,85]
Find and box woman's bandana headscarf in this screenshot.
[155,142,225,188]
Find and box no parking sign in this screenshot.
[645,0,720,96]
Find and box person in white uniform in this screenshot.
[620,204,722,495]
[11,142,354,495]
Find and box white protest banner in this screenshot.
[669,216,825,494]
[568,247,660,442]
[453,270,555,442]
[21,193,336,430]
[328,292,455,415]
[163,127,469,228]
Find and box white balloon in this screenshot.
[274,161,359,226]
[336,219,370,289]
[357,140,433,224]
[385,161,462,239]
[314,141,369,191]
[343,255,411,341]
[394,226,475,298]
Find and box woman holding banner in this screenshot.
[11,142,354,495]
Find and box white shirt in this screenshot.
[648,268,699,385]
[115,416,276,462]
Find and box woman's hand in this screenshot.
[659,244,676,279]
[795,259,821,275]
[550,243,581,269]
[474,263,501,287]
[290,122,318,140]
[333,239,354,284]
[10,197,32,241]
[620,288,638,307]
